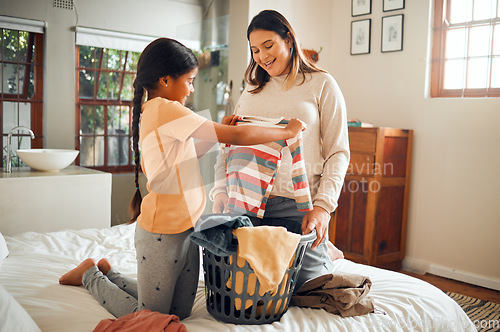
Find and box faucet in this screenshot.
[4,126,35,173]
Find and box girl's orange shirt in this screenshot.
[138,97,207,234]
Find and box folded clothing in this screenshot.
[93,309,187,332]
[290,273,375,317]
[189,213,253,256]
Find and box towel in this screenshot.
[290,273,375,317]
[232,226,301,295]
[93,309,187,332]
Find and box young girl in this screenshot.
[59,37,304,320]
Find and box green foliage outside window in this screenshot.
[77,45,140,170]
[2,29,29,61]
[1,28,43,170]
[1,29,35,97]
[78,46,139,101]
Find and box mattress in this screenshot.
[0,223,475,331]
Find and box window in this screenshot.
[1,27,44,170]
[75,27,155,173]
[431,0,500,97]
[76,45,140,172]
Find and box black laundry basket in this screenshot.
[202,229,316,324]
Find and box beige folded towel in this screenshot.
[232,226,301,295]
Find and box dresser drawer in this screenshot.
[348,153,374,175]
[348,128,377,154]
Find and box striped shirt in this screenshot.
[224,116,313,218]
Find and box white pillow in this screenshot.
[0,232,8,271]
[0,284,41,332]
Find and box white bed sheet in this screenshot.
[0,223,475,332]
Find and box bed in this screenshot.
[0,223,475,332]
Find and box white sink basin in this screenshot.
[16,149,79,172]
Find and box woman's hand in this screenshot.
[221,115,239,126]
[285,118,306,138]
[301,206,331,250]
[212,192,229,213]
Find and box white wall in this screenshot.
[228,0,250,100]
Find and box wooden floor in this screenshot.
[400,270,500,304]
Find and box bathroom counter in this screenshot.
[0,166,112,236]
[0,165,104,179]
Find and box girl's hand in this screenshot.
[221,115,239,126]
[285,118,306,138]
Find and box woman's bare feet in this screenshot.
[97,258,112,275]
[59,258,95,286]
[327,241,344,261]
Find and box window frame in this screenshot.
[75,45,138,173]
[431,0,500,98]
[1,29,44,168]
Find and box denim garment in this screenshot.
[189,213,253,256]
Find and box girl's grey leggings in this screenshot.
[82,225,199,319]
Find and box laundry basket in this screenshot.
[202,229,316,324]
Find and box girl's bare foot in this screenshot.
[97,258,112,275]
[59,258,95,286]
[327,241,344,261]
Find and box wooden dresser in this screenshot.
[329,127,413,270]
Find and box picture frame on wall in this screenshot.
[351,19,371,55]
[352,0,372,17]
[381,14,404,52]
[383,0,405,12]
